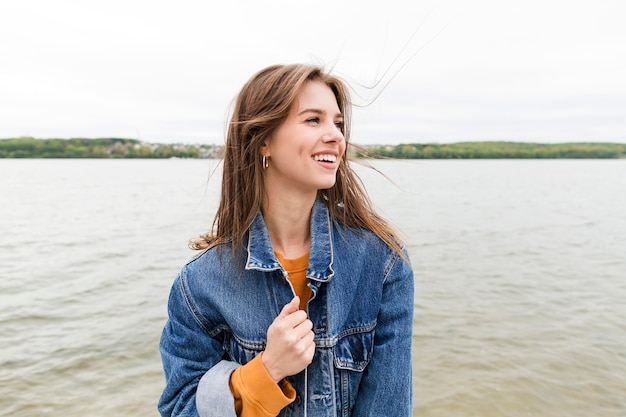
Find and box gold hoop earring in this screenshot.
[262,156,269,169]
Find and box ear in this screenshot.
[260,141,270,158]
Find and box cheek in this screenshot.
[273,143,309,165]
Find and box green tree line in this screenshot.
[0,137,222,159]
[357,141,626,159]
[2,137,625,159]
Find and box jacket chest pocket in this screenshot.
[222,331,264,365]
[333,328,375,415]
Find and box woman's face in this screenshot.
[263,80,346,197]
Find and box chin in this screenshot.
[309,173,339,192]
[316,180,337,191]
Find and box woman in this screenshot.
[158,64,414,417]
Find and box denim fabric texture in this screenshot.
[158,198,414,416]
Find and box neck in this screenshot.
[262,192,315,259]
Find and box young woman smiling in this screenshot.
[158,64,414,417]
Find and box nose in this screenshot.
[322,122,344,143]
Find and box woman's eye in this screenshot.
[306,117,320,123]
[334,121,344,129]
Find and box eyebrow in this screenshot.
[298,108,343,118]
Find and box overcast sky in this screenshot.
[1,0,624,145]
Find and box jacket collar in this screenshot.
[245,198,335,282]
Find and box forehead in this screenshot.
[292,80,341,114]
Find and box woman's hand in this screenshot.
[261,296,315,382]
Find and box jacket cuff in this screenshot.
[197,360,240,417]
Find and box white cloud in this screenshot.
[1,0,624,144]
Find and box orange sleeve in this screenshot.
[229,353,296,417]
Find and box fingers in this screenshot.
[278,296,300,318]
[293,314,313,338]
[277,297,309,329]
[300,326,315,351]
[299,329,316,364]
[272,311,311,342]
[262,297,316,381]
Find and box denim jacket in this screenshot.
[158,198,414,417]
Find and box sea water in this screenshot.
[1,159,625,416]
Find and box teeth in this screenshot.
[312,154,337,162]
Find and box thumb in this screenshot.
[278,296,300,317]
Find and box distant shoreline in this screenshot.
[1,137,625,159]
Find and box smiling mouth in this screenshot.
[312,154,337,162]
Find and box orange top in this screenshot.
[229,251,311,417]
[275,251,312,311]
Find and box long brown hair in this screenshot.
[191,64,406,261]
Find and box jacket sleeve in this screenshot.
[158,272,239,417]
[352,251,414,416]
